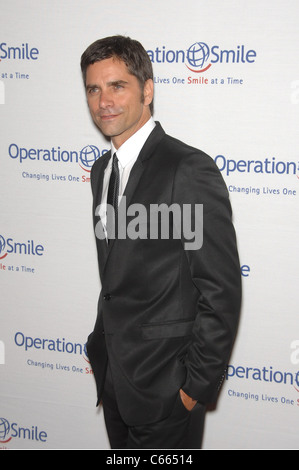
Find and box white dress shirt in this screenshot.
[99,117,156,236]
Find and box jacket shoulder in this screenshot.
[160,133,215,169]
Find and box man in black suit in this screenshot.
[81,36,241,449]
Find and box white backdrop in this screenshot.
[1,0,298,450]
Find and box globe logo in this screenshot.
[0,236,6,254]
[0,235,7,260]
[186,42,211,73]
[79,145,101,171]
[0,418,11,443]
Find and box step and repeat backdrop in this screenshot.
[1,0,298,449]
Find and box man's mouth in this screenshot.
[99,113,120,121]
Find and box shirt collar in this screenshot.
[110,117,156,169]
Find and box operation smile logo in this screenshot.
[0,41,40,85]
[8,143,108,182]
[215,154,299,198]
[225,364,299,409]
[12,331,93,376]
[0,417,47,445]
[0,329,94,446]
[0,42,39,62]
[0,234,45,275]
[0,234,44,260]
[148,41,256,72]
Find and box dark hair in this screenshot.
[81,35,154,113]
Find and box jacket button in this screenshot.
[103,294,111,301]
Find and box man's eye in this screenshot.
[88,87,98,94]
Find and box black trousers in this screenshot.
[101,362,206,449]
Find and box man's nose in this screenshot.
[99,89,113,109]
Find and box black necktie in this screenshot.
[106,153,119,242]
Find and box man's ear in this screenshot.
[143,79,154,107]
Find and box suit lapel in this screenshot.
[92,151,110,273]
[121,122,165,206]
[93,150,110,217]
[95,122,166,274]
[104,155,145,258]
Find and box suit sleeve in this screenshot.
[172,151,242,404]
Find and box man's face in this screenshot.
[85,57,153,149]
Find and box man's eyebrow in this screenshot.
[86,80,129,90]
[107,79,129,87]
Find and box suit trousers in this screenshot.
[101,362,206,449]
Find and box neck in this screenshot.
[112,112,152,149]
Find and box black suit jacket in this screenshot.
[86,122,241,426]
